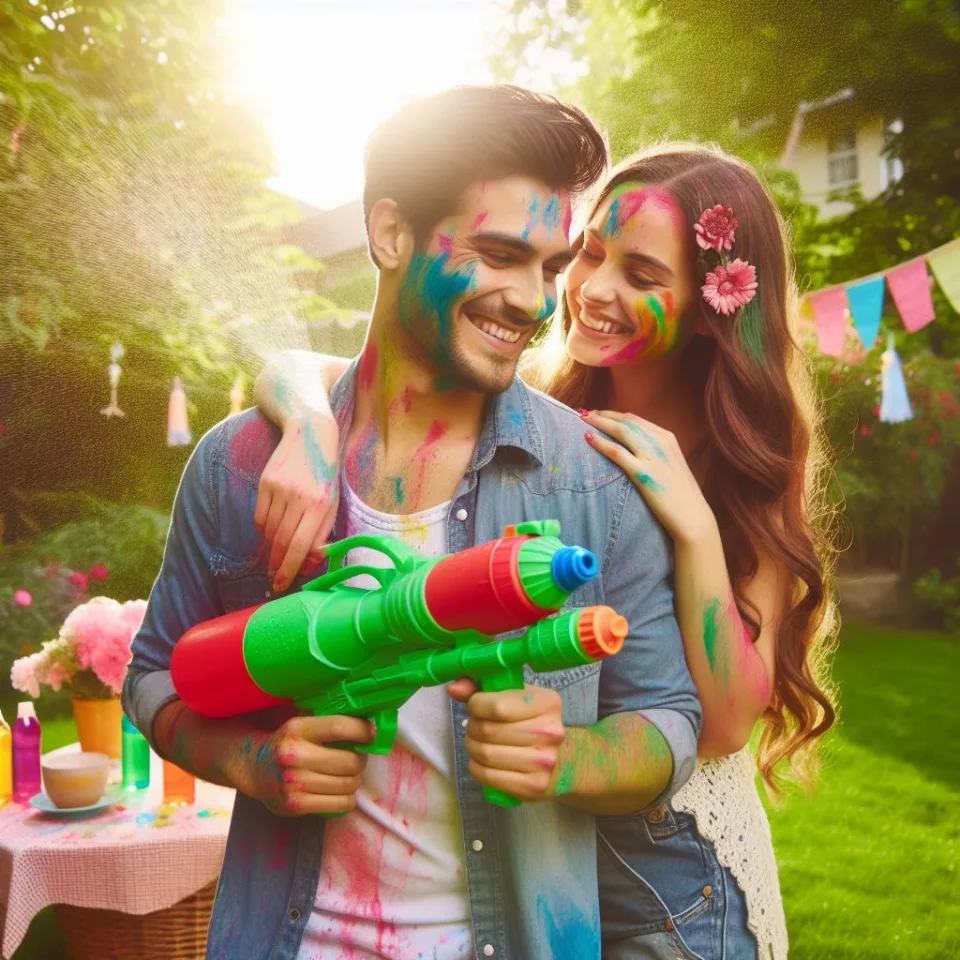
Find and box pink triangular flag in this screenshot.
[810,288,849,356]
[886,259,935,333]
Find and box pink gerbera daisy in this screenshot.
[701,259,758,316]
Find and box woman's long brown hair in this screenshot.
[531,144,839,794]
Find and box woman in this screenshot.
[251,144,837,959]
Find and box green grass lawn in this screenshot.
[9,622,960,959]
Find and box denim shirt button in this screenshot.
[289,908,301,921]
[461,718,469,729]
[471,839,483,852]
[482,946,495,957]
[456,508,468,521]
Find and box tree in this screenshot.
[0,1,335,537]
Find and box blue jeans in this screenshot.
[598,805,758,960]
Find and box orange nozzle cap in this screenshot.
[577,606,628,660]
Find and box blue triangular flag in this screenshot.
[846,276,885,349]
[879,336,912,424]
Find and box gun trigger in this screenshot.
[360,709,399,756]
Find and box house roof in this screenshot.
[284,197,367,260]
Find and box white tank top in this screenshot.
[298,484,472,960]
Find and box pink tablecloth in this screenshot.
[0,743,234,958]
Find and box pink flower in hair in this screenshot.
[694,205,738,252]
[702,259,758,316]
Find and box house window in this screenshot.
[827,127,858,187]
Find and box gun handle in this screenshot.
[478,668,524,808]
[325,709,399,756]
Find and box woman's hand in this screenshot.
[254,413,341,593]
[581,410,715,545]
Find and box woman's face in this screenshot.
[564,182,699,367]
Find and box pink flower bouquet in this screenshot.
[10,596,147,700]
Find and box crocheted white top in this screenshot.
[672,748,788,960]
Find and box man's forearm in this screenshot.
[153,699,282,799]
[550,713,674,816]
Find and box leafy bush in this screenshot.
[915,560,960,634]
[0,499,168,696]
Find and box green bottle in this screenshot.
[121,715,150,791]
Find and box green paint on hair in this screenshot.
[739,294,764,360]
[703,598,722,673]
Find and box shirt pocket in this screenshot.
[218,571,274,614]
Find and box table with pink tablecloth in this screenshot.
[0,743,234,958]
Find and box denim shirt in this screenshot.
[123,361,701,960]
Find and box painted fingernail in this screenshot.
[584,432,595,444]
[577,408,591,418]
[273,578,286,593]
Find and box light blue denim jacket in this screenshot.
[123,361,701,960]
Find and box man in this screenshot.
[124,85,700,960]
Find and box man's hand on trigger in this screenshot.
[254,413,341,594]
[244,714,373,817]
[447,680,565,802]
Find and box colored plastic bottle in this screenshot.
[0,708,12,805]
[122,715,151,791]
[162,760,195,806]
[12,702,42,803]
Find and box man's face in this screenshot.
[396,176,574,394]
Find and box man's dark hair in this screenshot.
[362,85,607,259]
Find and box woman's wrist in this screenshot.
[672,508,720,549]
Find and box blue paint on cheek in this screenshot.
[537,895,598,959]
[398,252,478,369]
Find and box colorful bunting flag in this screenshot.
[810,288,849,356]
[879,337,912,424]
[886,260,935,333]
[167,377,192,447]
[846,277,885,349]
[927,239,960,315]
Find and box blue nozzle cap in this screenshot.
[551,546,598,592]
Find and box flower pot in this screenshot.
[72,698,123,759]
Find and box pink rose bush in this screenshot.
[10,596,147,699]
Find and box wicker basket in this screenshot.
[56,881,216,960]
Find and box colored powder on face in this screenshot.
[560,190,573,238]
[535,292,557,323]
[702,598,723,674]
[542,193,562,232]
[537,895,598,960]
[470,210,488,233]
[521,195,540,241]
[634,472,666,495]
[599,335,650,366]
[601,183,680,239]
[397,251,478,376]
